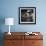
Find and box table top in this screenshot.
[4,32,43,40]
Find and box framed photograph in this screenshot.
[19,7,36,24]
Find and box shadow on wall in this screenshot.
[0,16,5,46]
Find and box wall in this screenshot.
[0,0,46,46]
[0,0,46,32]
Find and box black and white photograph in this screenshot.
[19,7,36,24]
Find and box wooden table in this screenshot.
[4,32,43,46]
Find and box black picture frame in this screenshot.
[19,7,36,24]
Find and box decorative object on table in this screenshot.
[19,7,36,24]
[5,18,14,35]
[25,32,38,35]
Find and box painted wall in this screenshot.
[0,0,46,46]
[0,0,46,32]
